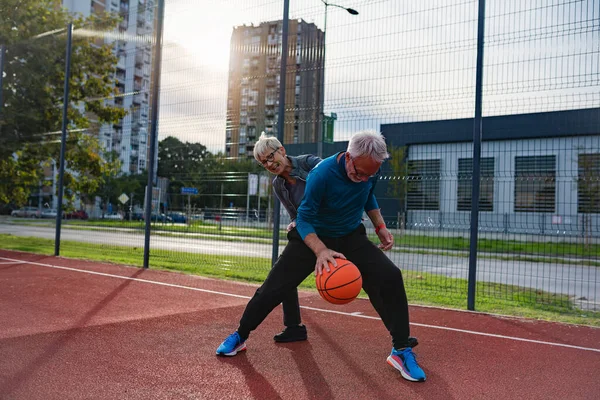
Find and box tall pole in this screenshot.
[143,0,165,268]
[317,3,328,159]
[246,173,251,222]
[271,0,290,266]
[467,0,486,311]
[0,44,5,122]
[317,2,358,158]
[54,23,73,256]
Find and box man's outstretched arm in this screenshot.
[367,208,394,251]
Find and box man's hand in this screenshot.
[376,227,394,251]
[286,221,296,232]
[315,249,346,276]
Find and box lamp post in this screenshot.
[318,1,358,158]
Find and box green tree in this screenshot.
[203,152,264,210]
[89,150,123,214]
[0,0,126,207]
[158,136,216,210]
[0,145,46,207]
[157,137,264,211]
[115,172,146,211]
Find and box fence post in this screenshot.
[143,0,165,268]
[54,23,73,256]
[0,44,5,121]
[541,213,545,235]
[467,0,486,311]
[271,0,290,266]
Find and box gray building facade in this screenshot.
[286,108,600,237]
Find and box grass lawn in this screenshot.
[12,218,600,260]
[1,233,598,327]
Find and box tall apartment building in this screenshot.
[62,0,154,175]
[226,19,325,158]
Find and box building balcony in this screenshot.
[133,93,145,104]
[116,69,126,81]
[135,52,144,67]
[117,55,126,69]
[136,22,151,35]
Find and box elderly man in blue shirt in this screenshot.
[216,130,425,382]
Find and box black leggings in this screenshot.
[238,224,412,349]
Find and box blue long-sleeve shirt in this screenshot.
[296,152,380,239]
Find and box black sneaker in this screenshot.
[408,336,419,348]
[273,325,308,343]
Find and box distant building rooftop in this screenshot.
[381,108,600,146]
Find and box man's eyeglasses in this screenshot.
[350,156,377,179]
[258,147,280,166]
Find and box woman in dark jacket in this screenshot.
[252,133,321,342]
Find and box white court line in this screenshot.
[0,261,24,264]
[1,256,599,354]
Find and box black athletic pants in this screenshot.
[237,224,412,349]
[281,284,302,327]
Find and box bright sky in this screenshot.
[159,0,599,153]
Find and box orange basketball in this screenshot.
[316,259,362,305]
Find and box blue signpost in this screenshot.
[181,187,198,195]
[181,187,198,224]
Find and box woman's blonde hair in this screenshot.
[253,132,282,162]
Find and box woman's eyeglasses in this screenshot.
[258,148,280,166]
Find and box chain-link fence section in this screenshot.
[1,0,598,320]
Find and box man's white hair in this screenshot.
[347,130,389,163]
[253,132,282,161]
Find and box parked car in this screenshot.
[41,209,57,219]
[102,213,124,221]
[190,213,203,221]
[203,208,243,221]
[10,207,41,218]
[124,212,144,221]
[146,213,172,223]
[167,212,187,223]
[64,210,88,220]
[0,204,17,215]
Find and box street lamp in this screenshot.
[318,1,358,158]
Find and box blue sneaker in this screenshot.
[216,332,247,356]
[387,347,426,382]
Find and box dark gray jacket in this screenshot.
[272,154,321,222]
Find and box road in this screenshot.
[1,223,598,309]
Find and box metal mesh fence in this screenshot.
[1,0,598,319]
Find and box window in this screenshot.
[514,155,555,212]
[578,153,600,214]
[457,158,494,211]
[407,159,440,210]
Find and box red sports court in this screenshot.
[1,249,599,399]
